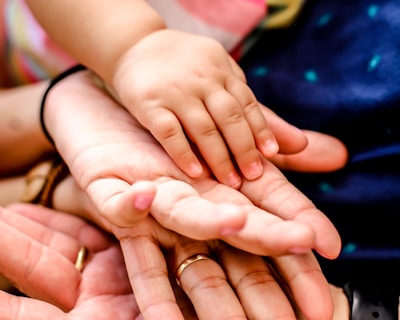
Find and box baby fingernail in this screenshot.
[188,162,203,177]
[221,226,242,235]
[244,161,263,180]
[262,139,279,156]
[227,172,241,188]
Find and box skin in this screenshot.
[42,70,344,258]
[0,81,53,175]
[43,70,345,319]
[0,204,146,319]
[25,0,279,188]
[0,204,354,320]
[0,68,348,319]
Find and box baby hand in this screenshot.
[111,29,278,188]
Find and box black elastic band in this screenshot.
[40,64,87,144]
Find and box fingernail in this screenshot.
[244,161,263,180]
[134,194,153,211]
[227,172,241,188]
[221,226,242,235]
[262,139,279,156]
[188,162,203,177]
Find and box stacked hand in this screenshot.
[45,69,345,257]
[112,29,278,187]
[0,204,137,319]
[0,204,353,320]
[38,69,348,319]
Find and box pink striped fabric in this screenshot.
[148,0,266,52]
[175,0,266,34]
[3,0,76,85]
[1,0,267,85]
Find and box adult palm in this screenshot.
[0,204,147,319]
[41,70,347,320]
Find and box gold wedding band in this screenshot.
[175,254,212,287]
[74,246,88,272]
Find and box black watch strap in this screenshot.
[344,281,398,320]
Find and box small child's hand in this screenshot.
[111,29,278,188]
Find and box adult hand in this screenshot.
[0,204,139,319]
[1,203,334,320]
[40,69,344,319]
[45,69,342,258]
[46,171,335,320]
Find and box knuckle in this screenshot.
[242,99,260,116]
[188,274,227,295]
[21,243,42,283]
[223,108,245,125]
[150,117,182,141]
[236,270,276,291]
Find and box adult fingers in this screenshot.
[271,130,348,172]
[268,252,334,320]
[6,203,109,252]
[117,218,185,320]
[0,207,80,310]
[0,206,82,261]
[239,159,341,259]
[150,179,319,255]
[211,241,297,319]
[116,218,249,320]
[169,237,247,320]
[260,105,348,171]
[258,104,308,154]
[151,179,247,239]
[0,291,65,320]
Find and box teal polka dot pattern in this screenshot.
[367,54,381,71]
[317,13,332,26]
[240,0,400,274]
[342,243,358,254]
[304,70,318,82]
[252,66,269,76]
[367,5,379,17]
[318,181,334,194]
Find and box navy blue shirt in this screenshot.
[241,0,400,286]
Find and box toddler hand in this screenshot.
[111,29,278,188]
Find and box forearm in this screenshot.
[25,0,166,83]
[0,82,54,176]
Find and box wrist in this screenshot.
[40,65,88,146]
[105,25,167,93]
[76,6,166,85]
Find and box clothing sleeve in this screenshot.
[146,0,267,53]
[146,0,306,60]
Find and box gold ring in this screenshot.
[175,254,212,287]
[74,246,88,272]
